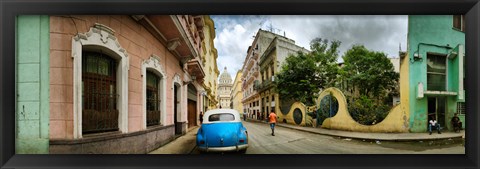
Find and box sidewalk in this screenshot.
[149,126,199,154]
[247,119,465,141]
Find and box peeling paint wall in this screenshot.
[407,15,465,132]
[16,15,50,153]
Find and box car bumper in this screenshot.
[198,144,248,152]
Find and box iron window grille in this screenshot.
[457,102,465,115]
[146,71,161,126]
[82,51,119,134]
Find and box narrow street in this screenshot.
[152,120,465,154]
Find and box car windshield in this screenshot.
[208,113,235,122]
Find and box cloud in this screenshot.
[269,15,408,60]
[212,15,267,79]
[211,15,408,79]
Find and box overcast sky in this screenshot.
[211,15,408,79]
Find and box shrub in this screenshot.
[348,95,390,125]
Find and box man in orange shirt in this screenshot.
[268,110,277,136]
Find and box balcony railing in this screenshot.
[256,79,275,92]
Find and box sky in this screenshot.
[211,15,408,79]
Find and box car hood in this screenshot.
[200,122,243,147]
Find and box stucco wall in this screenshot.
[49,15,187,140]
[277,87,409,133]
[320,88,409,133]
[16,15,50,153]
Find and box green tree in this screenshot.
[340,45,399,125]
[275,38,340,105]
[310,38,341,88]
[341,45,399,99]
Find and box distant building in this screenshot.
[231,71,244,114]
[218,67,233,108]
[390,58,400,106]
[390,57,400,72]
[242,29,280,120]
[403,15,465,132]
[257,35,308,123]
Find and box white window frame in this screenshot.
[142,55,167,130]
[172,74,183,123]
[71,24,129,138]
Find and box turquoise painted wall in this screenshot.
[16,15,50,153]
[407,15,465,132]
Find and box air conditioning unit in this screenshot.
[413,53,422,60]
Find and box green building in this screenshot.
[15,15,50,153]
[406,15,465,132]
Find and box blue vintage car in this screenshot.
[196,109,248,153]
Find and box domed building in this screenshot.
[218,67,233,108]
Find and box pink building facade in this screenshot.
[49,15,206,153]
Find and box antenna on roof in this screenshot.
[266,23,283,36]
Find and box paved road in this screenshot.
[190,121,464,154]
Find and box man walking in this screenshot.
[268,110,277,136]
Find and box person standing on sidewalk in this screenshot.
[268,110,277,136]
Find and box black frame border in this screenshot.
[1,0,479,169]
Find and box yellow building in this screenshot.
[231,70,243,114]
[201,16,220,111]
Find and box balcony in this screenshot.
[247,74,255,84]
[186,58,205,83]
[258,77,275,92]
[252,67,259,76]
[253,80,261,90]
[246,59,255,70]
[136,15,202,61]
[251,50,260,60]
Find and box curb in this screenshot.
[246,119,463,142]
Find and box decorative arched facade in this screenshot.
[71,23,129,138]
[142,55,167,130]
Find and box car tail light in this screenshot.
[239,139,244,143]
[199,140,205,145]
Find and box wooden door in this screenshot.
[188,100,197,128]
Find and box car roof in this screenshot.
[203,109,241,123]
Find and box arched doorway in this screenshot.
[187,84,198,128]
